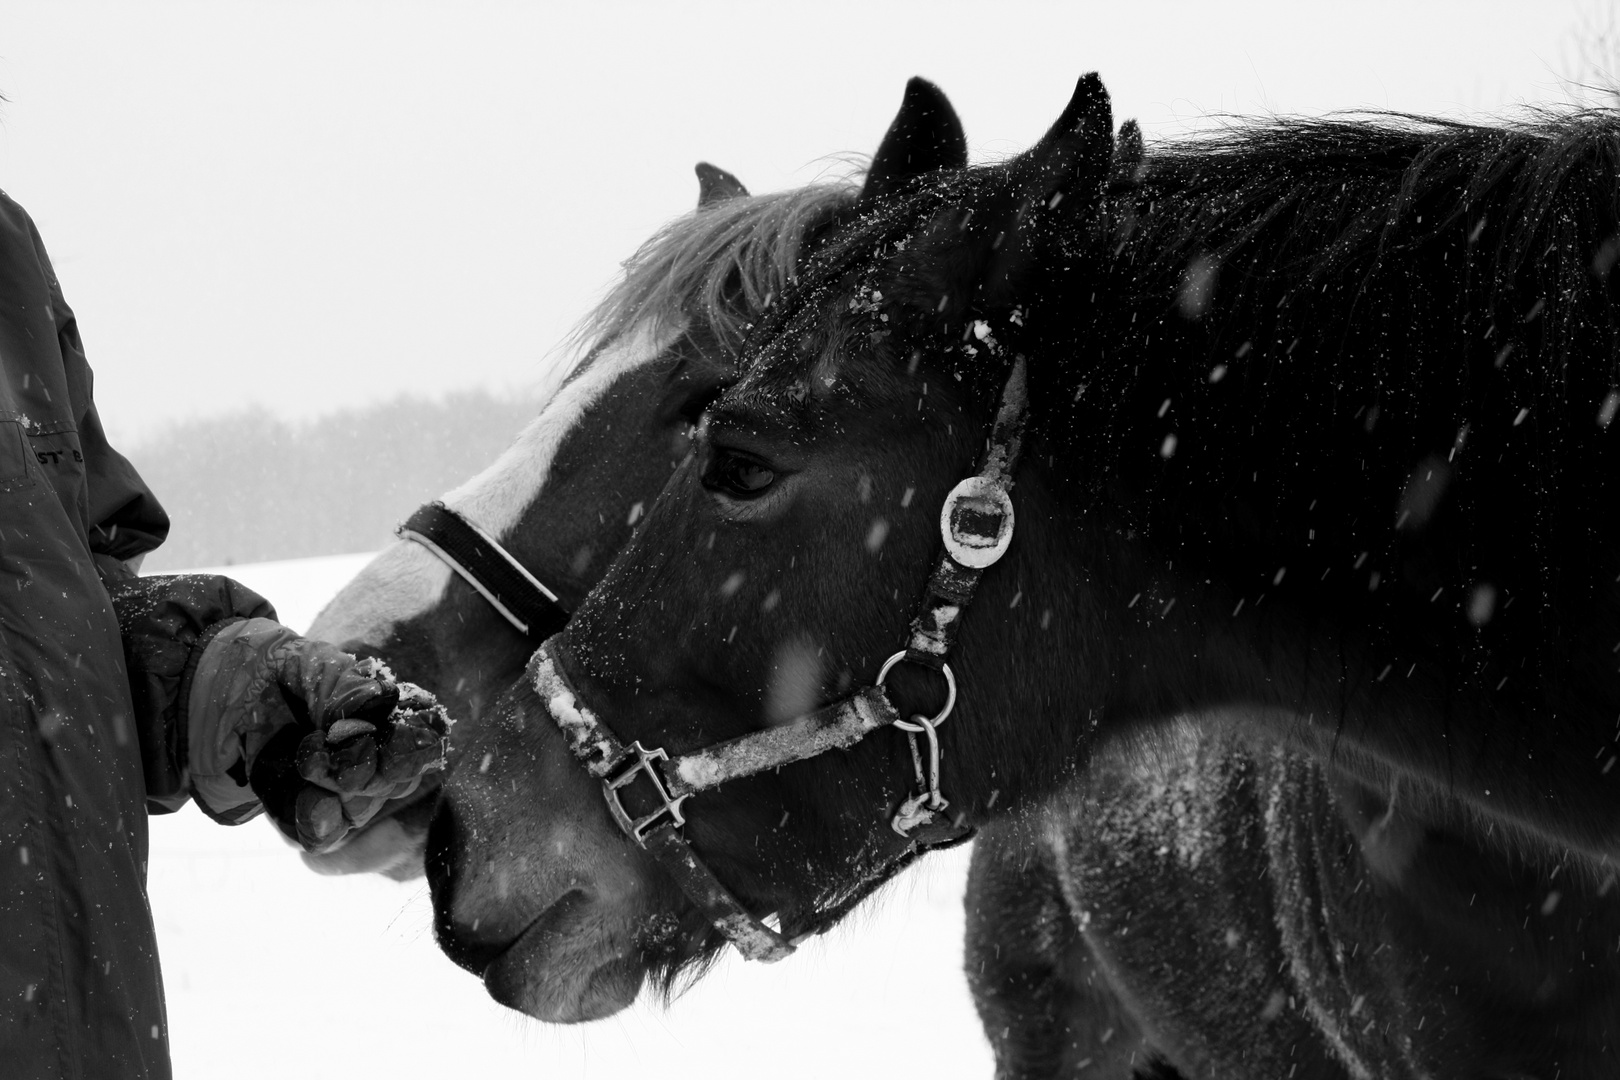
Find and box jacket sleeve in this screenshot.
[25,212,271,816]
[31,208,172,568]
[81,394,169,566]
[103,574,278,814]
[32,224,250,813]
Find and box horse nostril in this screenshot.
[437,925,508,977]
[424,799,458,910]
[424,800,501,973]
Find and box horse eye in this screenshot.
[708,452,776,497]
[679,388,724,426]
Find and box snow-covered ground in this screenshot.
[148,554,990,1079]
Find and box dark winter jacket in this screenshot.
[0,191,271,1080]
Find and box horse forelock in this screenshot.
[573,181,861,369]
[717,182,992,420]
[729,159,1089,419]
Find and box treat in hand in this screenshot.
[252,679,452,853]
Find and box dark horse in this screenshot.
[429,71,1620,1077]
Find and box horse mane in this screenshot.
[1079,110,1620,716]
[789,107,1620,413]
[756,105,1620,716]
[1117,107,1620,327]
[571,179,861,364]
[1075,118,1620,517]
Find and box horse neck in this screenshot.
[954,426,1620,869]
[942,150,1620,865]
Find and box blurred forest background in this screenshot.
[129,390,538,570]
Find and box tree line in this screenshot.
[129,390,539,571]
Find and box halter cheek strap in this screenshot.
[905,358,1027,665]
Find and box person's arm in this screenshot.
[106,572,450,847]
[43,241,172,575]
[35,221,450,849]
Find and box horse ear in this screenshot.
[893,72,1116,326]
[858,77,967,203]
[1112,119,1144,185]
[981,74,1115,305]
[1011,72,1115,209]
[695,162,749,207]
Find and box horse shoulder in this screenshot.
[1002,720,1620,1077]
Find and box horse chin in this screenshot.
[479,889,648,1023]
[485,953,644,1024]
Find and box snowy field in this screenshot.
[147,554,990,1079]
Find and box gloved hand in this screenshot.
[185,617,451,852]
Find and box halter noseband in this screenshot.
[532,354,1031,962]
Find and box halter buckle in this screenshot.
[603,741,690,845]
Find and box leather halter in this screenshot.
[533,355,1031,962]
[397,501,568,640]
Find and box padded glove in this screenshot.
[185,617,450,851]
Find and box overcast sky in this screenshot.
[1,0,1608,443]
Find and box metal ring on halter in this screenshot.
[875,650,957,732]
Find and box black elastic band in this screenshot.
[398,502,568,640]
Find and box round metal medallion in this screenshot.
[938,475,1015,569]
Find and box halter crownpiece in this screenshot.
[533,353,1033,962]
